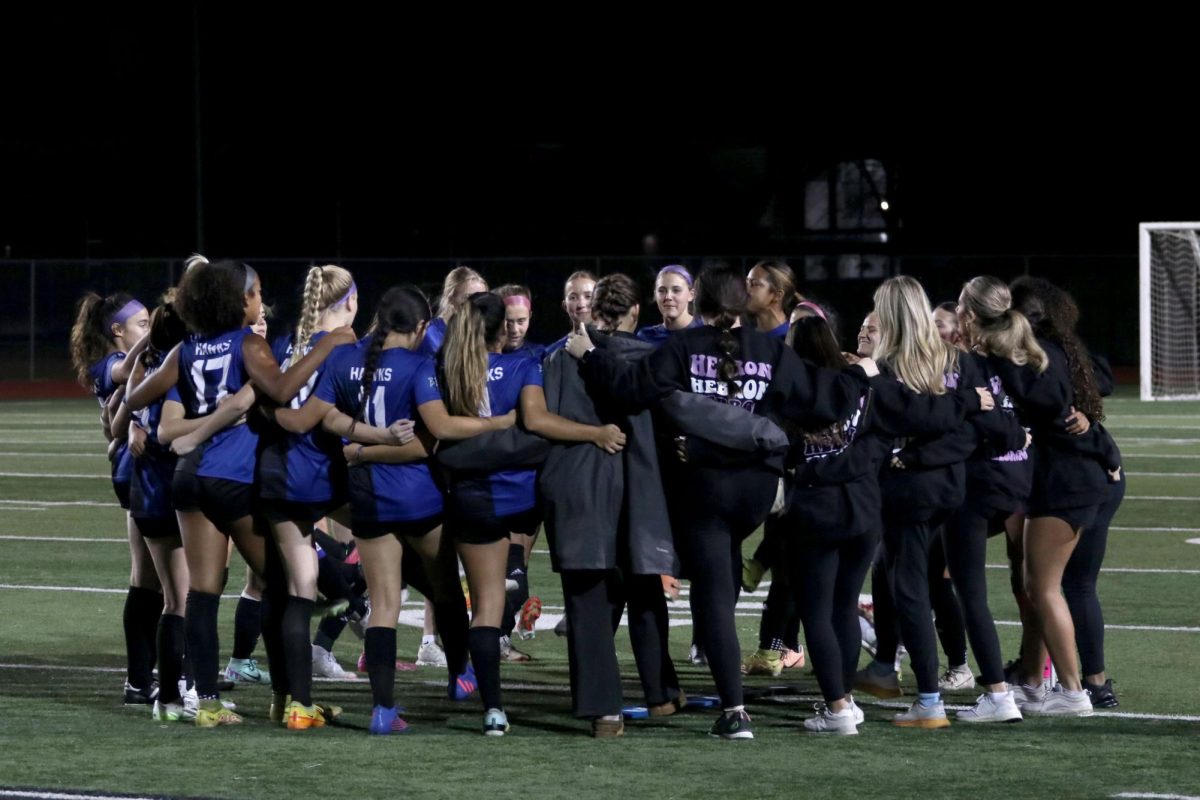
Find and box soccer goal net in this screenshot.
[1140,223,1200,400]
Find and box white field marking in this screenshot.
[2,508,47,512]
[992,619,1200,633]
[1187,539,1200,546]
[984,563,1200,575]
[1127,472,1200,477]
[0,535,123,542]
[1106,424,1200,430]
[1122,453,1200,460]
[0,499,119,508]
[1111,526,1200,532]
[0,452,106,458]
[0,472,108,479]
[1111,794,1200,800]
[0,663,124,673]
[1125,496,1200,502]
[0,585,240,600]
[1120,438,1200,445]
[0,790,171,800]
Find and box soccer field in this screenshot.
[0,390,1198,800]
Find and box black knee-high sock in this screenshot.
[260,588,288,696]
[124,586,162,688]
[467,626,502,710]
[364,627,397,709]
[282,596,315,705]
[434,593,470,675]
[502,545,529,637]
[156,613,186,704]
[232,594,262,660]
[186,590,221,699]
[314,617,347,653]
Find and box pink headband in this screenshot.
[503,295,531,310]
[108,300,146,328]
[795,300,827,322]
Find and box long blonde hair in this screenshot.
[291,265,354,366]
[960,276,1048,373]
[437,266,487,322]
[441,292,505,417]
[874,276,958,395]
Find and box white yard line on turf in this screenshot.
[1125,496,1200,502]
[984,564,1200,575]
[0,472,108,479]
[0,535,123,542]
[1111,794,1200,799]
[1111,527,1200,532]
[0,499,119,507]
[0,452,106,458]
[0,585,241,600]
[1121,454,1200,459]
[0,791,168,800]
[992,619,1200,633]
[1120,438,1200,445]
[1126,472,1200,477]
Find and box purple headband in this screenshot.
[795,300,828,322]
[657,264,693,287]
[330,281,357,309]
[108,299,146,328]
[242,264,259,294]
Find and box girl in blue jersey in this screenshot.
[635,265,702,345]
[496,284,546,361]
[128,259,354,727]
[292,286,504,734]
[418,265,487,358]
[434,291,625,735]
[69,290,161,706]
[544,271,596,356]
[744,260,801,339]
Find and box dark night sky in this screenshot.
[3,8,1197,261]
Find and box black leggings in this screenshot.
[794,530,878,702]
[755,517,801,651]
[870,541,900,663]
[942,505,1009,685]
[671,466,776,709]
[883,510,953,694]
[929,535,967,667]
[1064,474,1125,677]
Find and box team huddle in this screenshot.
[70,256,1123,739]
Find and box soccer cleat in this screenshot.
[285,700,326,731]
[1020,685,1094,717]
[708,709,754,740]
[123,680,159,706]
[315,597,351,620]
[312,645,358,680]
[448,664,478,702]
[369,705,410,735]
[591,717,625,738]
[1084,678,1119,709]
[416,640,448,667]
[892,700,950,729]
[780,647,805,669]
[688,643,708,666]
[741,648,783,677]
[152,699,196,722]
[938,664,976,692]
[499,635,532,663]
[956,691,1023,723]
[483,708,510,737]
[803,703,859,735]
[224,657,270,684]
[194,699,243,727]
[516,596,542,640]
[356,649,418,673]
[741,558,767,593]
[853,665,903,699]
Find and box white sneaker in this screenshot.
[892,700,950,729]
[416,640,448,667]
[957,691,1023,723]
[312,645,359,680]
[1012,682,1048,706]
[938,664,976,692]
[483,707,510,737]
[152,699,195,722]
[1021,685,1094,717]
[803,703,859,735]
[689,644,708,666]
[499,635,532,663]
[179,680,199,716]
[848,698,865,726]
[224,657,270,684]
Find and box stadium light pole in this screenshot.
[192,0,205,253]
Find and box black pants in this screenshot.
[942,505,1009,685]
[670,465,776,708]
[928,535,967,667]
[794,530,878,702]
[561,569,681,717]
[883,509,954,694]
[870,540,901,663]
[755,516,801,651]
[1064,474,1125,676]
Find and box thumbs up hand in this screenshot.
[565,320,595,360]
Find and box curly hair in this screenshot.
[176,260,252,337]
[69,292,134,387]
[1010,276,1103,421]
[591,273,641,330]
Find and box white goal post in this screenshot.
[1139,222,1200,400]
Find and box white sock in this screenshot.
[989,691,1008,702]
[724,705,745,713]
[421,635,436,647]
[1062,687,1085,699]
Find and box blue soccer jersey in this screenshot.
[314,343,444,522]
[419,351,544,518]
[89,352,133,486]
[129,362,176,519]
[635,316,703,346]
[417,318,448,358]
[258,331,343,504]
[176,328,259,484]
